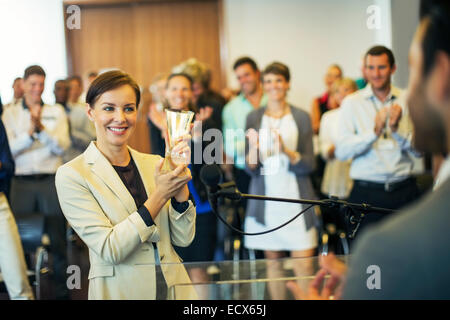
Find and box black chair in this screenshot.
[15,213,50,300]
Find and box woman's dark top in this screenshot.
[113,156,171,299]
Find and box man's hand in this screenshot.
[388,104,402,132]
[29,104,44,133]
[192,106,214,140]
[374,107,388,137]
[196,106,213,122]
[327,145,336,159]
[286,253,347,300]
[246,128,259,170]
[221,163,234,182]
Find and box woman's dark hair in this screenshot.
[166,72,194,89]
[262,62,291,82]
[164,72,198,113]
[86,70,141,107]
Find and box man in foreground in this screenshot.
[288,0,450,299]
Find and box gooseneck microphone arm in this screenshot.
[200,165,394,239]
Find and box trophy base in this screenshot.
[161,154,189,173]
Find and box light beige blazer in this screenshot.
[55,142,197,300]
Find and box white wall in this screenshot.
[390,0,420,88]
[0,0,417,111]
[0,0,67,104]
[222,0,393,111]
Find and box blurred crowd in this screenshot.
[0,46,441,299]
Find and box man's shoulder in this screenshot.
[223,95,245,112]
[320,108,338,125]
[342,89,367,106]
[345,180,450,298]
[357,181,450,250]
[44,103,65,113]
[2,102,20,115]
[246,106,265,122]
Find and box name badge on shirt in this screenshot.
[377,137,396,150]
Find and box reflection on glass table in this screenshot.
[158,255,349,300]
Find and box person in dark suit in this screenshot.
[0,119,34,299]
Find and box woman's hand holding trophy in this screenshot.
[163,109,195,174]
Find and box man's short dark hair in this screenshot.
[24,65,46,80]
[67,75,83,86]
[233,57,259,72]
[86,70,141,107]
[262,62,290,82]
[365,46,396,67]
[419,0,450,76]
[54,79,68,87]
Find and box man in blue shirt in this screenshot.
[0,119,34,299]
[221,57,267,259]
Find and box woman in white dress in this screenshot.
[244,62,319,298]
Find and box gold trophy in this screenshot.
[164,108,195,171]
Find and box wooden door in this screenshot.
[64,0,224,153]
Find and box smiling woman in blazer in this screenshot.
[55,70,197,300]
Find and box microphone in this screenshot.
[199,164,316,236]
[200,165,242,201]
[199,166,394,239]
[199,164,222,194]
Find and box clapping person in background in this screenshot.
[310,64,343,135]
[2,65,70,299]
[310,64,343,198]
[54,78,96,163]
[173,58,225,132]
[221,57,267,260]
[80,71,98,103]
[1,78,24,116]
[163,73,220,296]
[335,46,420,240]
[244,62,318,299]
[67,75,84,107]
[318,78,357,246]
[55,70,197,300]
[8,77,24,107]
[147,73,169,157]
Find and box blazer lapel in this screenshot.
[129,148,162,226]
[85,142,137,215]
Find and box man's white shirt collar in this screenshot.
[361,84,402,102]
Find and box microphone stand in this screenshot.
[211,181,394,239]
